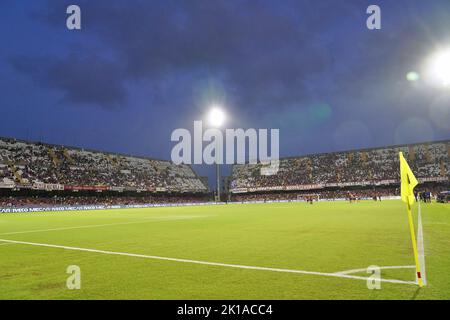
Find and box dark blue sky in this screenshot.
[1,1,450,185]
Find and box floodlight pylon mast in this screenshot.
[206,106,226,202]
[216,161,220,202]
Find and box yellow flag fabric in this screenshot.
[399,152,418,205]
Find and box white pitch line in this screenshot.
[417,202,427,285]
[0,238,416,285]
[335,265,416,275]
[0,215,210,236]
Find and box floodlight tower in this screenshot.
[207,106,226,202]
[428,49,450,87]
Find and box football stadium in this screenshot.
[1,0,450,305]
[0,137,449,299]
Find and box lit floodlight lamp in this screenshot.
[207,107,226,128]
[205,105,226,202]
[429,49,450,87]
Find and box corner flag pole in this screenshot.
[406,201,423,287]
[399,152,423,287]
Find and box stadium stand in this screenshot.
[229,140,449,201]
[0,137,208,194]
[1,137,449,207]
[0,194,209,208]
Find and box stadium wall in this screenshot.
[0,202,226,214]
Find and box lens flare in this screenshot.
[429,49,450,87]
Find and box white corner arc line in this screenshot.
[0,238,416,285]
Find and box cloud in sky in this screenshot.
[8,0,372,110]
[10,54,126,108]
[2,0,450,160]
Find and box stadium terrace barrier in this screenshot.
[0,183,15,189]
[0,196,405,213]
[380,196,401,200]
[230,196,401,204]
[229,177,448,193]
[0,202,225,214]
[230,199,333,204]
[0,181,203,193]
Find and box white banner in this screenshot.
[32,183,64,191]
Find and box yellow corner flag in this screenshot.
[400,152,418,206]
[399,152,423,287]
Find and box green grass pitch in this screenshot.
[0,200,449,300]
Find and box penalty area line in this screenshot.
[0,238,416,286]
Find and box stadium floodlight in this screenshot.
[206,105,226,202]
[428,49,450,87]
[207,106,226,128]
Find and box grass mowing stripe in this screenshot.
[0,238,417,286]
[0,215,211,236]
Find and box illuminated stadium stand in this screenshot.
[1,136,449,208]
[229,140,449,201]
[0,137,209,206]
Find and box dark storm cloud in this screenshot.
[11,0,361,110]
[9,0,450,145]
[2,0,449,172]
[10,54,126,108]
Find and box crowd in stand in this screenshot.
[0,137,208,192]
[0,194,209,208]
[2,184,445,207]
[231,188,396,202]
[1,137,448,208]
[231,184,448,202]
[230,141,449,190]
